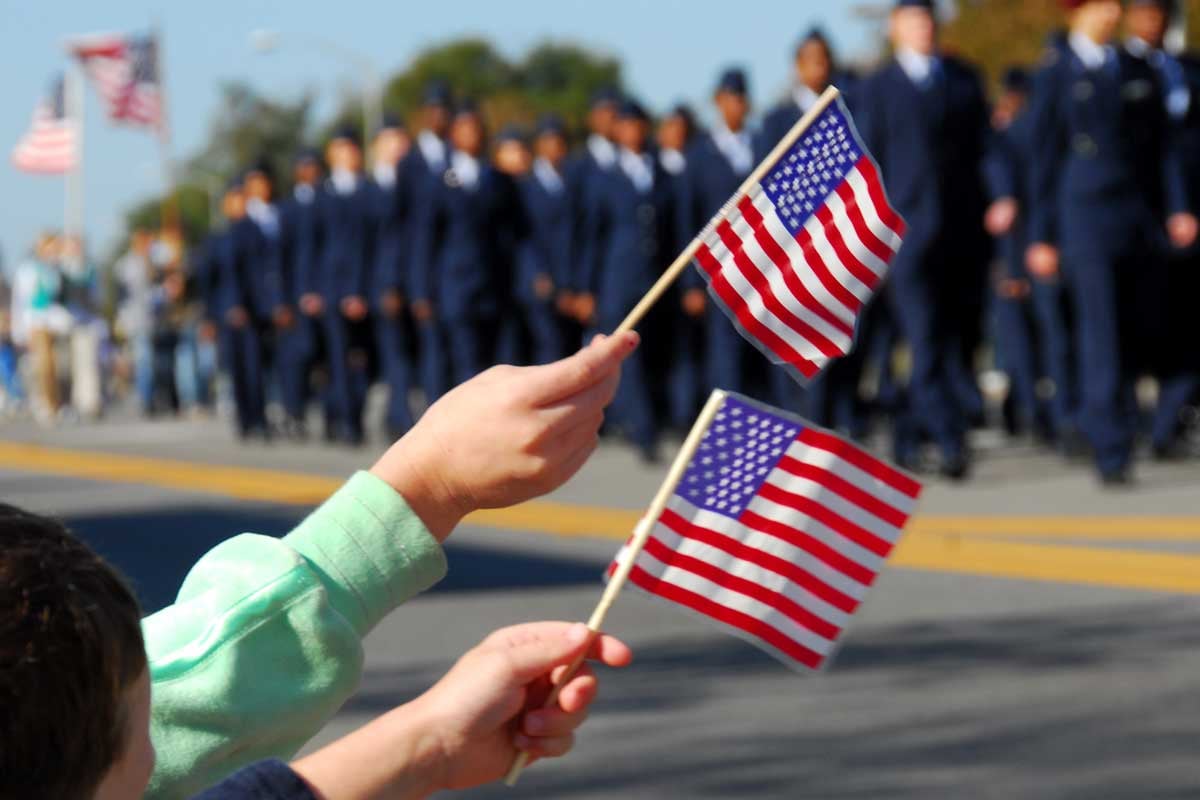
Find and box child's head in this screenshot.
[0,504,154,800]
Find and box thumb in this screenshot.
[522,332,639,406]
[488,622,593,686]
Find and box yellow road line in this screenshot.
[3,440,1200,594]
[893,535,1200,595]
[909,517,1200,541]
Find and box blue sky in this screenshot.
[0,0,882,265]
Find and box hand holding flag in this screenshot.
[505,390,922,784]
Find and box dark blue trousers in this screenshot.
[993,292,1042,430]
[667,312,706,430]
[1061,207,1140,474]
[219,323,267,435]
[597,311,656,451]
[416,318,448,403]
[322,312,371,440]
[1030,278,1076,437]
[374,313,416,435]
[885,245,966,463]
[276,314,323,423]
[522,300,566,366]
[444,315,500,387]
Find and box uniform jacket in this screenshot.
[279,188,324,306]
[516,166,573,305]
[316,178,376,305]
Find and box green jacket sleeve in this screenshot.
[143,471,448,800]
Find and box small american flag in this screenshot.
[68,32,162,128]
[695,97,904,383]
[11,75,76,174]
[609,393,921,671]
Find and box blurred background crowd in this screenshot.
[5,0,1200,486]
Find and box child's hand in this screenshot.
[290,623,633,799]
[413,622,633,790]
[370,332,639,541]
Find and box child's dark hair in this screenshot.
[0,503,146,800]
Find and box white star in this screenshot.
[757,467,769,476]
[730,406,742,416]
[716,500,727,510]
[704,470,715,480]
[771,448,783,457]
[705,496,716,506]
[705,485,716,494]
[730,505,741,514]
[701,456,712,466]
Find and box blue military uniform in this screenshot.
[277,151,327,435]
[516,115,573,365]
[411,104,527,385]
[370,115,416,437]
[1026,29,1189,480]
[983,68,1057,441]
[857,27,991,476]
[317,135,376,445]
[579,100,676,457]
[213,191,269,438]
[1126,25,1200,456]
[399,83,454,403]
[565,88,621,308]
[658,103,707,429]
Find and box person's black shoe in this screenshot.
[638,445,661,466]
[1151,440,1188,462]
[1099,466,1134,488]
[939,451,971,482]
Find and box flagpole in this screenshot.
[503,389,728,787]
[613,86,841,336]
[154,23,179,234]
[64,65,85,263]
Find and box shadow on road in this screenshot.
[338,601,1200,800]
[64,504,607,614]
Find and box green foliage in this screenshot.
[124,183,210,246]
[377,39,622,138]
[126,38,623,247]
[941,0,1063,90]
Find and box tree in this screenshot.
[940,0,1063,88]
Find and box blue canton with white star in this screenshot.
[760,103,863,234]
[677,396,804,520]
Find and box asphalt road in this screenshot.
[2,412,1199,799]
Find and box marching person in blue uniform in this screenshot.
[856,0,992,478]
[240,158,286,439]
[211,177,269,440]
[516,114,573,366]
[411,101,527,385]
[579,99,676,461]
[278,149,327,440]
[1025,0,1197,483]
[983,67,1056,443]
[317,125,376,446]
[761,28,859,151]
[369,114,416,439]
[566,87,622,333]
[402,81,455,404]
[1124,0,1200,459]
[690,69,756,402]
[657,103,706,428]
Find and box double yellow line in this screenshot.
[2,441,1199,595]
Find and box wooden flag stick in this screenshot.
[613,85,841,336]
[504,389,728,787]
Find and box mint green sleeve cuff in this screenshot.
[284,470,448,637]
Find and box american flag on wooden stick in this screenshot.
[609,393,921,672]
[694,96,904,383]
[11,75,76,174]
[67,32,163,128]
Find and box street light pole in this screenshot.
[250,29,382,158]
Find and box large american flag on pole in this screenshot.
[609,393,921,672]
[11,76,76,174]
[67,33,162,128]
[694,97,904,383]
